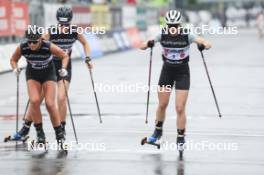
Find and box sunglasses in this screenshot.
[167,24,180,28]
[59,23,70,27]
[27,40,39,44]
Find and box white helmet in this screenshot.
[165,10,182,24]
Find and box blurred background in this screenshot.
[0,0,264,73]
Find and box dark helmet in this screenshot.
[25,25,42,40]
[56,6,73,24]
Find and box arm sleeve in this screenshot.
[188,33,198,43]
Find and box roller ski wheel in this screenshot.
[3,134,29,143]
[3,135,11,142]
[57,149,68,158]
[57,143,68,158]
[141,137,161,149]
[177,135,185,160]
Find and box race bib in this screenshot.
[163,46,189,61]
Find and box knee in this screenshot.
[158,102,169,111]
[58,94,66,105]
[30,98,41,107]
[45,100,56,111]
[176,105,185,115]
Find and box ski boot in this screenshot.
[55,126,68,154]
[141,128,162,149]
[30,130,48,153]
[4,121,31,143]
[61,121,66,136]
[31,128,47,148]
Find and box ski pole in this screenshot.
[198,44,222,118]
[22,99,30,121]
[86,62,102,124]
[62,79,79,144]
[145,47,153,124]
[16,71,20,146]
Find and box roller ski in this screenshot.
[4,122,31,143]
[141,128,162,149]
[4,135,29,143]
[177,134,185,159]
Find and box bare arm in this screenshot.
[77,34,91,57]
[10,45,22,70]
[194,37,212,49]
[50,43,69,69]
[77,33,93,69]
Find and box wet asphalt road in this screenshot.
[0,29,264,175]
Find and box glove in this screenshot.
[85,56,91,64]
[197,44,205,51]
[13,68,21,76]
[85,56,93,69]
[58,68,68,78]
[147,40,155,48]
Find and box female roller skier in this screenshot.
[10,27,69,145]
[140,10,211,153]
